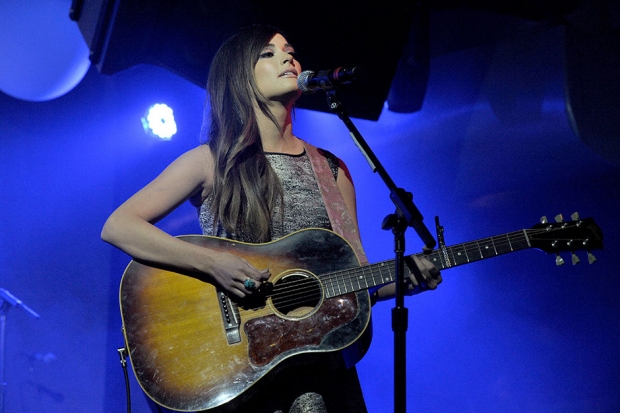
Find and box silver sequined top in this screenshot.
[198,150,338,241]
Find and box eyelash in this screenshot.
[259,51,297,59]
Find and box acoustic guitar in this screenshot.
[119,214,603,412]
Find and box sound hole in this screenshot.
[272,272,322,318]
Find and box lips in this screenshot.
[279,68,298,77]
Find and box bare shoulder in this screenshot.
[166,144,214,179]
[172,145,215,205]
[176,144,213,167]
[137,144,214,206]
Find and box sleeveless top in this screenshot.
[195,149,368,413]
[198,150,337,240]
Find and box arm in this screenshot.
[336,161,359,231]
[335,160,441,304]
[101,145,269,298]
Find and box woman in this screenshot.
[102,24,441,413]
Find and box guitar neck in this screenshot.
[322,229,531,298]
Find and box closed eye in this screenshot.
[258,49,297,60]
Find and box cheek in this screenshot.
[253,66,269,90]
[255,63,277,83]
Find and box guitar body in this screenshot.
[120,228,372,412]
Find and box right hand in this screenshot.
[206,251,271,298]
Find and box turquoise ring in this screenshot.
[244,278,256,291]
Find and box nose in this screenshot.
[282,52,294,65]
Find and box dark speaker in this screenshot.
[69,0,417,120]
[565,0,620,165]
[387,3,430,113]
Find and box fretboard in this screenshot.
[321,229,531,299]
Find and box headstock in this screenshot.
[528,213,603,265]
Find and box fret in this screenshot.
[344,271,352,293]
[339,271,347,294]
[522,229,531,247]
[335,271,344,295]
[373,262,391,286]
[338,270,350,294]
[449,244,470,265]
[462,241,483,264]
[478,237,498,259]
[386,262,396,284]
[426,250,447,270]
[326,276,336,297]
[365,265,378,287]
[352,269,361,291]
[326,263,392,298]
[510,232,530,251]
[323,277,336,297]
[447,247,457,267]
[347,272,360,292]
[475,240,483,259]
[358,267,370,289]
[495,234,514,255]
[463,242,472,263]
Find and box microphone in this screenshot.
[297,67,361,94]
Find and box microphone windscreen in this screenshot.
[297,70,316,94]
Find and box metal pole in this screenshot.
[0,310,7,413]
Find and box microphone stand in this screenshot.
[322,89,436,413]
[0,288,40,413]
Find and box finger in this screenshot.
[229,286,247,299]
[258,268,271,281]
[406,256,441,291]
[239,257,270,280]
[425,275,440,290]
[422,262,441,290]
[243,277,257,292]
[243,270,270,293]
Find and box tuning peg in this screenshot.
[556,254,565,266]
[588,252,597,265]
[540,216,548,224]
[554,214,564,223]
[571,212,580,221]
[571,253,580,265]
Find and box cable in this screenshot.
[117,347,131,413]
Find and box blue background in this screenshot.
[1,8,619,413]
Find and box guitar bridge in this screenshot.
[217,289,241,344]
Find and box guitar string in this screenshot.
[243,227,587,311]
[262,229,548,308]
[268,227,566,302]
[270,230,531,298]
[245,234,521,311]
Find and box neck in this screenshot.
[257,102,302,154]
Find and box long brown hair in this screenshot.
[201,25,284,242]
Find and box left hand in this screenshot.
[372,254,442,303]
[404,254,442,295]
